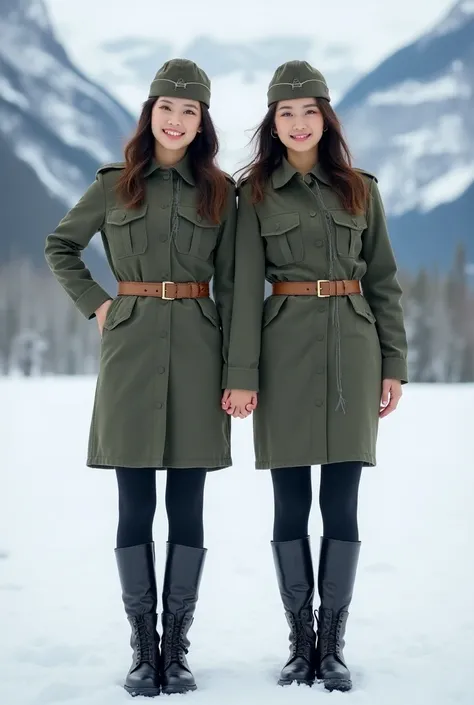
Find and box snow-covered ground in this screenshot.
[1,379,473,705]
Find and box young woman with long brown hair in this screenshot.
[223,61,408,692]
[45,59,236,697]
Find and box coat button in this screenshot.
[197,215,202,222]
[316,366,324,374]
[309,211,316,217]
[315,239,323,248]
[157,402,163,409]
[160,330,168,338]
[315,399,323,407]
[158,366,165,374]
[275,223,280,230]
[161,204,168,209]
[316,334,324,341]
[162,172,170,180]
[317,303,326,313]
[160,235,168,242]
[120,213,126,222]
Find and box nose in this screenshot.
[167,114,182,127]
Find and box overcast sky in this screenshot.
[45,0,456,73]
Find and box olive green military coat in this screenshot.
[45,156,236,469]
[226,158,408,469]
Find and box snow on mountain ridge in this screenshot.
[0,0,134,207]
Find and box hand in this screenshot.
[221,389,258,419]
[95,299,113,337]
[379,378,403,418]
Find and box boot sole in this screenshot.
[124,684,161,697]
[321,678,352,692]
[278,678,314,687]
[161,684,197,695]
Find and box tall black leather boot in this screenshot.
[315,538,361,692]
[115,542,161,697]
[272,537,317,686]
[160,543,207,695]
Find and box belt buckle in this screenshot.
[162,281,175,300]
[317,280,330,298]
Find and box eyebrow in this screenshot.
[278,103,318,110]
[158,98,198,109]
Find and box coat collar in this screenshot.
[144,152,195,185]
[272,157,331,189]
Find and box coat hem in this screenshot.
[255,453,376,470]
[87,455,233,470]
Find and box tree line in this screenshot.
[0,245,473,381]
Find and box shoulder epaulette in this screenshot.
[96,162,125,177]
[354,167,378,183]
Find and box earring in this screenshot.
[271,127,278,139]
[323,126,328,132]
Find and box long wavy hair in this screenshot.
[238,99,368,214]
[116,98,229,223]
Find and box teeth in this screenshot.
[164,130,183,137]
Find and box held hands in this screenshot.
[95,299,113,337]
[221,390,258,419]
[380,378,403,418]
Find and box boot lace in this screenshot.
[317,608,344,656]
[289,610,312,658]
[164,615,189,665]
[132,615,155,666]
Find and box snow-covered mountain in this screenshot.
[337,0,474,270]
[0,0,134,276]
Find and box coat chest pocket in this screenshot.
[176,206,220,261]
[106,205,148,259]
[260,212,303,266]
[330,210,366,259]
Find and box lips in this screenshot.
[290,133,311,141]
[163,129,185,139]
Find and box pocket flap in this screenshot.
[261,212,300,237]
[330,210,367,231]
[104,296,137,330]
[196,297,221,328]
[106,204,148,226]
[262,295,288,327]
[178,206,219,229]
[348,294,376,323]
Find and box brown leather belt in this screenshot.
[118,281,209,300]
[272,280,362,298]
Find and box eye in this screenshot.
[280,111,292,117]
[306,109,319,115]
[159,104,171,111]
[184,109,197,116]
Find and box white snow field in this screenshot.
[1,378,473,705]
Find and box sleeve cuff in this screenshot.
[224,366,259,392]
[382,357,408,384]
[76,284,112,320]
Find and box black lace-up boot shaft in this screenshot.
[315,538,361,692]
[115,542,161,697]
[272,537,317,686]
[160,543,206,694]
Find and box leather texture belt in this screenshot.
[272,280,362,298]
[118,281,210,300]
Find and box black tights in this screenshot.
[115,468,207,549]
[271,462,362,543]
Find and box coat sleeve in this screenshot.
[213,183,237,389]
[361,179,409,383]
[225,184,266,391]
[44,175,112,320]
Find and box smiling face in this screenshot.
[273,97,324,155]
[151,96,202,157]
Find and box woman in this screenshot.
[223,60,408,692]
[45,59,236,697]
